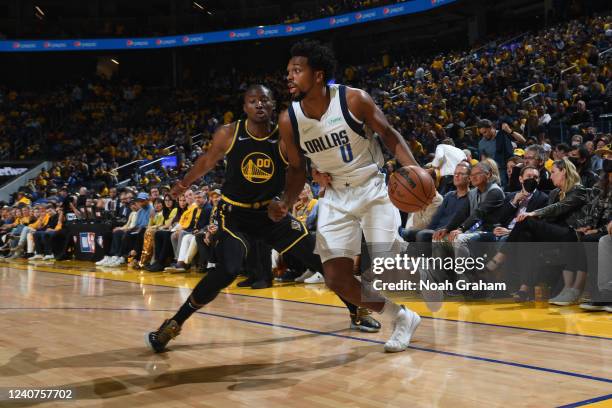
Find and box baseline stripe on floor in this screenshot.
[5,264,612,341]
[2,305,611,386]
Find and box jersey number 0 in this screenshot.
[340,143,353,163]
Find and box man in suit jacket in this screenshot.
[494,166,549,239]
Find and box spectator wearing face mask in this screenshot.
[488,158,589,305]
[569,145,599,188]
[495,167,550,238]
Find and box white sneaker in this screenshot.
[104,256,118,266]
[105,256,120,267]
[109,257,126,267]
[96,256,110,266]
[30,254,44,260]
[295,269,315,283]
[304,271,324,284]
[43,255,54,261]
[384,306,421,353]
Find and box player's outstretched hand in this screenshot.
[268,200,289,222]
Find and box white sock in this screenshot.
[379,299,401,319]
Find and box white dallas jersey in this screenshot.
[288,84,384,180]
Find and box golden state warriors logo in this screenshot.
[241,152,274,183]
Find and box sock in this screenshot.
[379,299,401,319]
[338,296,358,315]
[171,298,201,325]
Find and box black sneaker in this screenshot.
[237,277,256,287]
[251,280,272,289]
[350,308,381,333]
[146,262,165,272]
[275,269,302,282]
[145,319,181,353]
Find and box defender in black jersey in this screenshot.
[146,85,380,353]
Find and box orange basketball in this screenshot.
[388,165,436,213]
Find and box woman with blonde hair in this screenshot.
[488,158,588,303]
[292,184,317,223]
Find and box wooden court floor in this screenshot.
[0,259,611,408]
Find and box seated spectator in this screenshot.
[146,190,194,272]
[493,167,550,241]
[165,190,211,272]
[577,147,612,310]
[568,100,593,127]
[274,184,319,283]
[506,156,522,185]
[569,145,599,188]
[399,191,443,242]
[424,164,472,252]
[443,161,505,261]
[134,196,176,269]
[488,158,588,305]
[552,143,571,161]
[507,145,555,192]
[195,196,220,274]
[117,192,155,265]
[99,200,140,267]
[17,206,49,258]
[31,205,62,260]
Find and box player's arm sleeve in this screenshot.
[181,124,234,186]
[279,110,307,208]
[349,88,418,167]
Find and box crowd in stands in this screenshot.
[1,0,407,40]
[283,0,403,24]
[0,12,611,310]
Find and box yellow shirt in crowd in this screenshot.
[178,204,198,229]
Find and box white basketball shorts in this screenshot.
[314,172,402,263]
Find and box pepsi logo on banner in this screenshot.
[332,16,350,25]
[0,0,456,52]
[358,11,377,20]
[228,31,251,39]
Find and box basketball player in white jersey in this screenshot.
[268,40,421,352]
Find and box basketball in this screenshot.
[388,165,436,213]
